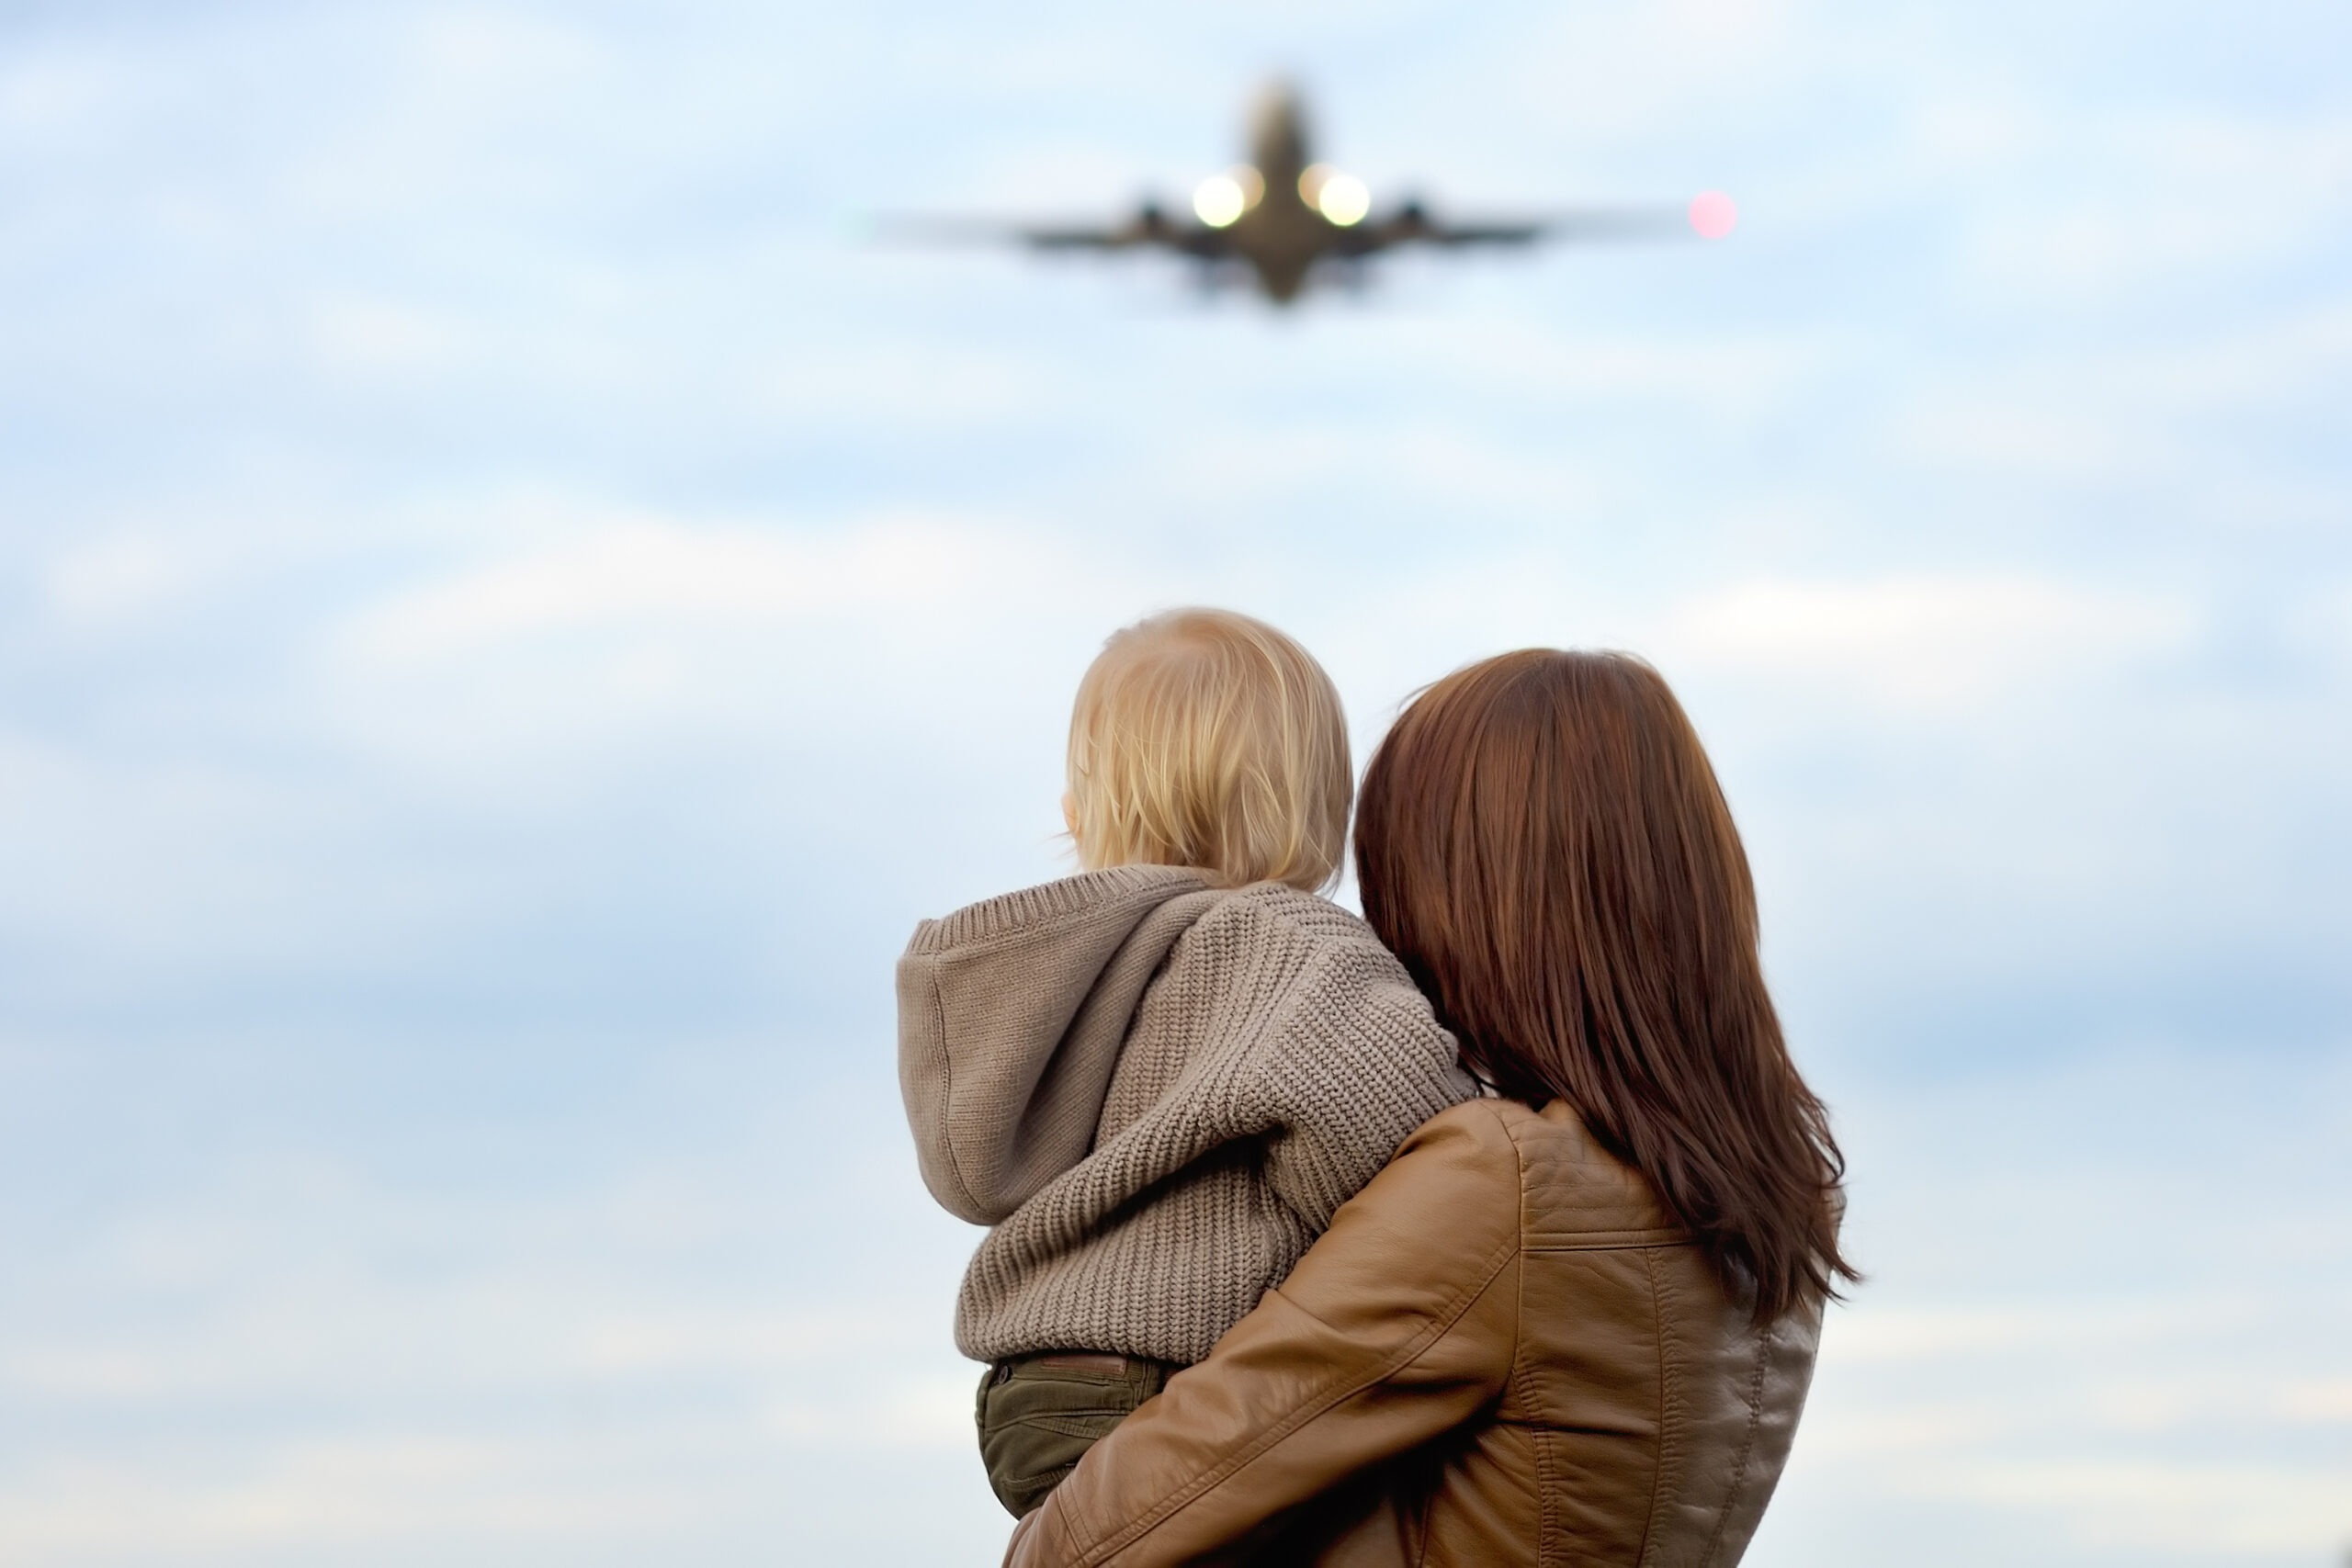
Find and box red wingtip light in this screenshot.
[1689,190,1738,240]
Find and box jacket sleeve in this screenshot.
[1003,1103,1523,1568]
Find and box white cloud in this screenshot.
[1782,1290,2352,1558]
[0,1434,707,1557]
[46,536,184,624]
[325,510,1142,768]
[0,51,119,136]
[1960,112,2352,299]
[2281,1380,2352,1422]
[0,1084,1012,1562]
[1892,302,2352,486]
[1661,574,2196,709]
[344,515,1012,661]
[1893,400,2142,479]
[766,1371,976,1449]
[1942,1458,2347,1554]
[1755,1045,2352,1568]
[304,295,472,373]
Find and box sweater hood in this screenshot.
[898,865,1220,1224]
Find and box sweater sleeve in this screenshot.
[1254,935,1476,1231]
[1003,1103,1523,1568]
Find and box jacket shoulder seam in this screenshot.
[1526,1226,1696,1252]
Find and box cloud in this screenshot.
[322,507,1148,782]
[0,1059,1010,1562]
[0,49,121,138]
[1660,574,2197,710]
[344,515,1017,661]
[1956,111,2352,300]
[303,295,472,374]
[1753,1045,2352,1564]
[1890,301,2352,492]
[1933,1458,2348,1555]
[45,536,185,625]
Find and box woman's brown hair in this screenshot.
[1356,649,1855,1323]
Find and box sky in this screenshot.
[0,0,2346,1563]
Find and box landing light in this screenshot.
[1193,166,1263,228]
[1193,175,1245,228]
[1302,166,1370,227]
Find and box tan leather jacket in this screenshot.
[1004,1098,1822,1568]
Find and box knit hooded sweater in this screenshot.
[898,864,1475,1366]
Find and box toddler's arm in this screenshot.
[1254,934,1476,1231]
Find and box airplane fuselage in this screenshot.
[1193,89,1367,300]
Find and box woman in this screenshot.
[1005,649,1856,1567]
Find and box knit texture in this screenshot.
[898,864,1476,1365]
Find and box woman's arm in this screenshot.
[1006,1102,1524,1568]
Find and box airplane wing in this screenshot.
[1339,201,1689,255]
[1017,225,1146,249]
[876,206,1236,259]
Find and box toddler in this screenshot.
[897,607,1473,1517]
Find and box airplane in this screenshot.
[895,83,1729,304]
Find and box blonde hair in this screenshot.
[1068,608,1350,893]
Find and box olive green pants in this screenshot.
[976,1352,1177,1517]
